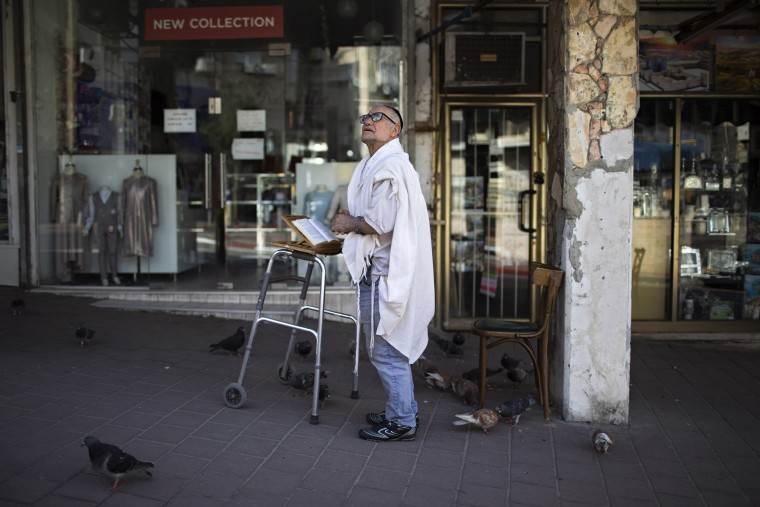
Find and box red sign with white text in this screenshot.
[144,6,284,41]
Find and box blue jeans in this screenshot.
[360,278,418,427]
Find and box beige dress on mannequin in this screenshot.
[121,167,159,257]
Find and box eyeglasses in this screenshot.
[359,112,396,125]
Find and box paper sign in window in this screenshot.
[231,138,264,160]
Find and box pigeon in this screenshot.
[592,430,613,454]
[429,333,463,356]
[425,371,452,391]
[289,371,327,390]
[497,394,538,427]
[294,340,312,360]
[453,408,501,435]
[506,367,529,384]
[451,378,479,406]
[452,332,466,346]
[416,355,439,377]
[500,352,534,373]
[75,326,96,347]
[461,366,503,382]
[11,298,25,316]
[81,436,153,491]
[209,326,245,356]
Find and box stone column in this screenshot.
[547,0,637,424]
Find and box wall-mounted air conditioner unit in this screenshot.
[444,32,525,87]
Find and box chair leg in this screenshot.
[478,336,487,408]
[538,336,550,419]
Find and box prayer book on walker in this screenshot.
[271,215,343,255]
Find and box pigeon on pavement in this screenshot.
[429,333,464,356]
[75,327,96,347]
[81,436,153,491]
[452,332,466,346]
[506,367,529,383]
[453,408,501,435]
[289,371,327,390]
[461,366,503,382]
[294,340,312,360]
[451,378,479,406]
[209,326,246,356]
[416,355,439,377]
[500,352,534,373]
[11,298,25,316]
[425,371,452,391]
[592,430,614,454]
[497,393,538,426]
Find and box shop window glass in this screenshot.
[632,100,675,320]
[678,100,760,321]
[33,0,403,285]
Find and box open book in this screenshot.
[271,215,343,255]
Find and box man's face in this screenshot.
[360,107,399,150]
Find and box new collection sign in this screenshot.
[144,6,284,41]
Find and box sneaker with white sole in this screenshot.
[358,420,416,442]
[365,411,419,427]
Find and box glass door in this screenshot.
[149,49,292,287]
[443,103,540,328]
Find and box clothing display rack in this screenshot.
[223,248,360,424]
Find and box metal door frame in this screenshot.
[438,99,544,330]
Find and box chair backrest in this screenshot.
[530,262,564,330]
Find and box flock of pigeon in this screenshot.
[10,298,613,491]
[417,335,541,435]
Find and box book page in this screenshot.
[292,218,338,245]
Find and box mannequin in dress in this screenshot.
[122,160,159,258]
[83,186,122,286]
[51,160,90,281]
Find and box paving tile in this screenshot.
[171,436,228,459]
[456,483,508,506]
[205,451,264,478]
[262,450,318,475]
[402,482,457,506]
[509,479,560,506]
[557,478,608,505]
[347,485,403,507]
[408,463,461,488]
[276,433,330,457]
[286,487,347,507]
[244,467,304,497]
[300,468,355,495]
[510,461,558,488]
[357,466,409,493]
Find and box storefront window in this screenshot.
[33,0,402,287]
[632,100,674,321]
[677,100,760,321]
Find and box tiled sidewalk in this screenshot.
[0,288,758,506]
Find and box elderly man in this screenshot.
[332,105,435,442]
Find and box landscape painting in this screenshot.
[716,36,760,93]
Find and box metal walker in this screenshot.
[223,248,361,424]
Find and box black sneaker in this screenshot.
[365,411,420,427]
[358,421,416,442]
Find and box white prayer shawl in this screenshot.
[342,139,435,364]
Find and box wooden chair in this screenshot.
[471,262,564,419]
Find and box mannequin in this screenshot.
[122,160,159,257]
[83,186,122,286]
[302,184,333,225]
[51,160,90,281]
